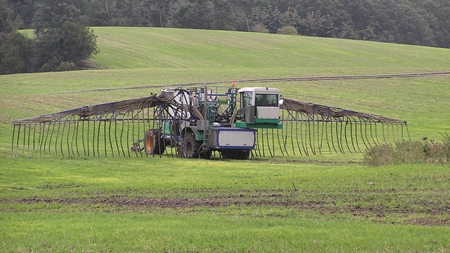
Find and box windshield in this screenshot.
[255,94,278,106]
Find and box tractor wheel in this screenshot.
[182,132,211,159]
[183,132,200,158]
[199,150,212,159]
[144,129,165,155]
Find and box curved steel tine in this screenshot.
[130,110,137,158]
[60,120,67,158]
[276,127,284,156]
[339,119,345,153]
[123,112,130,158]
[97,117,102,158]
[72,117,79,158]
[91,117,96,157]
[260,128,265,158]
[107,116,114,157]
[136,106,142,158]
[294,111,302,156]
[349,116,360,153]
[81,120,87,157]
[343,117,351,154]
[285,110,294,156]
[300,114,307,156]
[381,122,387,144]
[391,122,397,144]
[114,115,121,157]
[280,111,289,156]
[318,118,324,154]
[324,120,331,154]
[360,118,368,149]
[26,124,32,157]
[17,124,22,156]
[12,124,17,157]
[271,128,276,157]
[288,116,294,156]
[405,122,411,141]
[267,129,273,157]
[71,116,78,158]
[37,123,44,157]
[121,114,127,157]
[22,123,27,155]
[308,116,316,155]
[67,116,75,157]
[329,119,338,154]
[368,119,377,148]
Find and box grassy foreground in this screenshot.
[1,157,449,252]
[1,27,450,252]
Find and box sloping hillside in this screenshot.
[1,27,449,140]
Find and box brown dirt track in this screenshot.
[3,189,449,226]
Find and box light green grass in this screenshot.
[1,27,450,252]
[2,211,449,252]
[1,156,449,252]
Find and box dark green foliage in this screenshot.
[32,0,97,72]
[34,21,98,72]
[87,0,111,26]
[296,11,335,37]
[210,0,236,30]
[0,31,34,74]
[174,2,212,29]
[0,0,12,33]
[3,0,449,48]
[60,22,98,63]
[32,0,81,33]
[0,0,98,75]
[4,0,34,29]
[111,0,138,26]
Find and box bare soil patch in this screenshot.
[3,189,449,226]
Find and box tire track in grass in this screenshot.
[3,188,449,226]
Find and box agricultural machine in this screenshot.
[12,84,409,159]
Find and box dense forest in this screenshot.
[1,0,449,74]
[3,0,450,48]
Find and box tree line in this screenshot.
[0,0,98,74]
[1,0,450,74]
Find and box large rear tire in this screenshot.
[183,132,200,158]
[182,132,211,159]
[144,129,165,155]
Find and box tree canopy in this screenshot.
[4,0,450,48]
[1,0,98,74]
[1,0,449,74]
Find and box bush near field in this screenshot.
[364,134,450,166]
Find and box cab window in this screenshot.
[255,94,278,106]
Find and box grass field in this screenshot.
[1,27,450,252]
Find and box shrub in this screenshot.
[253,24,269,33]
[422,134,450,163]
[277,26,298,35]
[364,143,395,166]
[392,140,426,164]
[364,136,450,166]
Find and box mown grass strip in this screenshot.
[1,210,449,252]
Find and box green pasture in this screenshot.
[1,27,450,252]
